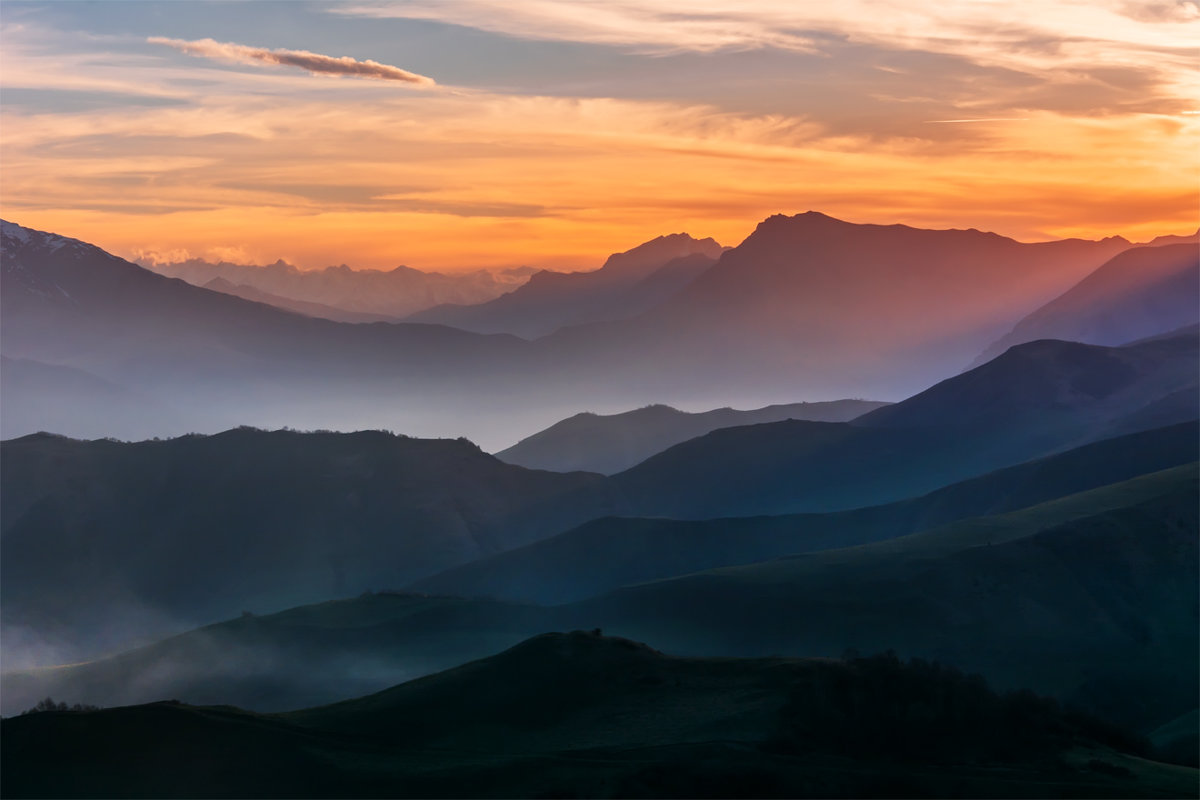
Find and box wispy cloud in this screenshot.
[3,9,1196,270]
[147,37,435,85]
[333,1,1199,97]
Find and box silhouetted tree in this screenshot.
[21,697,98,715]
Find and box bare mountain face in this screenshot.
[973,243,1200,366]
[147,256,534,319]
[407,233,725,338]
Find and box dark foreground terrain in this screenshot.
[3,632,1197,799]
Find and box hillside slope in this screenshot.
[4,632,1193,799]
[496,399,889,474]
[0,428,625,661]
[614,331,1198,518]
[9,460,1196,726]
[571,465,1200,735]
[416,422,1199,603]
[408,233,723,338]
[974,243,1200,365]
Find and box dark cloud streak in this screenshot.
[148,37,435,85]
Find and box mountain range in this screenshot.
[5,213,1180,447]
[4,325,1194,663]
[407,233,725,338]
[612,329,1198,518]
[0,427,625,661]
[146,256,537,319]
[3,210,1197,798]
[415,421,1199,604]
[200,277,401,323]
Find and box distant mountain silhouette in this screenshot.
[0,217,1142,444]
[408,233,724,338]
[202,277,400,323]
[4,630,1188,799]
[973,243,1200,366]
[1143,228,1200,247]
[149,255,531,318]
[0,222,523,378]
[548,211,1133,402]
[414,422,1199,603]
[0,219,532,442]
[0,428,625,660]
[495,399,889,474]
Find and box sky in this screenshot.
[1,0,1197,272]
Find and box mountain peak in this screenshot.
[1,219,86,257]
[599,232,724,277]
[749,210,854,239]
[203,276,238,291]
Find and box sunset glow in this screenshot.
[2,1,1197,270]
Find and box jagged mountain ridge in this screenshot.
[148,255,534,318]
[407,233,725,338]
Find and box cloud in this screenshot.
[332,1,1199,97]
[147,37,434,85]
[1119,1,1200,23]
[926,118,1031,123]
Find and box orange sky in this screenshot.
[1,1,1197,271]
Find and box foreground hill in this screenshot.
[614,331,1198,517]
[4,632,1193,799]
[0,428,624,661]
[0,593,543,716]
[579,464,1199,737]
[408,233,724,338]
[416,422,1199,603]
[974,243,1200,365]
[495,399,889,474]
